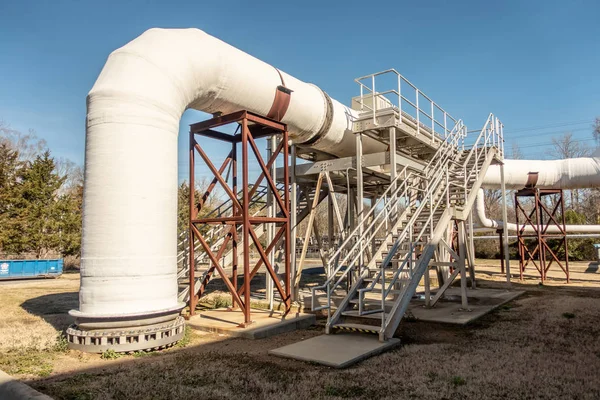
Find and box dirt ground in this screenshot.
[1,261,600,399]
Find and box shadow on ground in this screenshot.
[20,292,78,331]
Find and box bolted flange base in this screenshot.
[66,316,185,353]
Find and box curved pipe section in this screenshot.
[473,189,600,233]
[74,28,385,321]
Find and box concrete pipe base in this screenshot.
[66,315,185,353]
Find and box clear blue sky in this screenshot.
[1,0,599,180]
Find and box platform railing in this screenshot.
[355,69,458,139]
[454,113,504,208]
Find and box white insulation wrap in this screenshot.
[77,28,383,319]
[483,152,600,190]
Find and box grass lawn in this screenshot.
[1,261,600,399]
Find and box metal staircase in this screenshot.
[177,183,327,303]
[312,113,503,341]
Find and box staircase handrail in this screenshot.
[311,167,418,311]
[375,115,504,333]
[313,117,467,316]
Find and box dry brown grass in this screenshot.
[3,264,600,399]
[28,290,600,400]
[0,275,78,351]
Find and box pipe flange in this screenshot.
[300,85,334,147]
[66,316,185,353]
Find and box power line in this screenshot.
[517,137,596,149]
[504,126,591,139]
[503,119,593,134]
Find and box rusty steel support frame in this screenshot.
[514,188,570,283]
[188,110,292,326]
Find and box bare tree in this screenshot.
[593,117,600,147]
[55,157,84,194]
[548,132,590,208]
[0,120,47,162]
[510,142,523,160]
[547,132,590,159]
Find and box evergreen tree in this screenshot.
[56,184,83,256]
[177,181,190,240]
[0,143,24,253]
[8,151,66,257]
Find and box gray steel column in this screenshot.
[500,161,511,284]
[328,193,334,256]
[389,127,397,216]
[356,133,364,271]
[467,210,476,288]
[266,136,275,309]
[458,221,468,309]
[290,144,298,301]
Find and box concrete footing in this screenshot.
[408,287,525,324]
[187,308,315,339]
[270,333,400,368]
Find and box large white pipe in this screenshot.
[483,151,600,190]
[74,28,385,322]
[473,189,600,233]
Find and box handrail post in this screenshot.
[360,83,364,111]
[372,75,376,125]
[415,88,420,136]
[444,112,447,139]
[431,101,435,140]
[397,73,403,124]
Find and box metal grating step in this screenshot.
[332,323,380,334]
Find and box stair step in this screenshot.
[332,323,379,334]
[387,241,428,250]
[380,251,408,259]
[349,298,396,306]
[429,261,458,267]
[341,310,388,319]
[369,288,404,294]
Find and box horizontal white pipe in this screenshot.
[483,151,600,190]
[473,189,600,233]
[473,234,600,239]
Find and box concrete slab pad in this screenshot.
[269,333,400,368]
[188,309,315,339]
[408,288,524,325]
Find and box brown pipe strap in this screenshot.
[267,68,292,121]
[526,172,539,188]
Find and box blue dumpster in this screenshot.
[0,259,63,280]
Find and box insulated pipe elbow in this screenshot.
[74,28,383,320]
